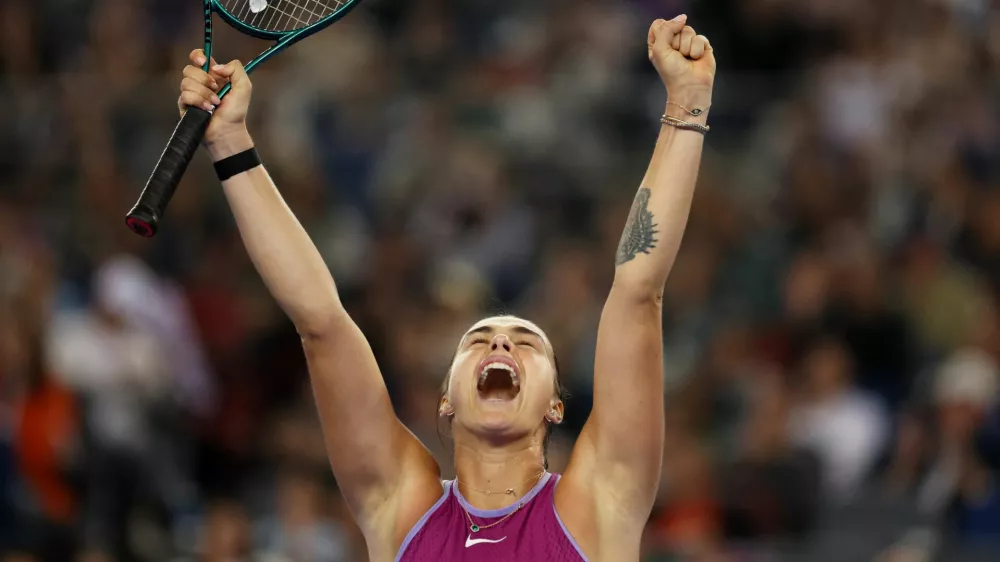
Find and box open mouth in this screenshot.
[477,358,521,401]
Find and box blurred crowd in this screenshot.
[2,0,1000,560]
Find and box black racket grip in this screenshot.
[126,108,213,237]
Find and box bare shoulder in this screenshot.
[554,434,650,560]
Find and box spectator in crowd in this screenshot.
[789,336,889,502]
[185,500,252,562]
[3,316,81,562]
[253,469,354,562]
[722,366,822,541]
[931,348,1000,545]
[46,260,171,561]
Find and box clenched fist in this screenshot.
[648,15,716,109]
[178,49,254,159]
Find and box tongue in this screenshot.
[478,369,517,400]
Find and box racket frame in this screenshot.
[125,0,362,237]
[211,0,363,98]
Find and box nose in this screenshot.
[491,334,512,353]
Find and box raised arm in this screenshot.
[564,16,715,522]
[179,52,440,529]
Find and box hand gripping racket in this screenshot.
[125,0,362,237]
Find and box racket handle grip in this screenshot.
[126,108,213,237]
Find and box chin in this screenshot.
[467,400,528,435]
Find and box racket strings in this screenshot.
[222,0,345,32]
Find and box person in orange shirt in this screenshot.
[4,318,80,561]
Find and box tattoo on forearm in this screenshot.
[616,188,659,266]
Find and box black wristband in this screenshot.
[214,147,261,181]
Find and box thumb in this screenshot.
[651,14,687,49]
[213,60,250,90]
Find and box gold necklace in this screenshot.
[462,501,523,533]
[455,471,544,533]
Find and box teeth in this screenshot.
[478,361,520,387]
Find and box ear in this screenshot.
[545,400,564,425]
[439,397,455,417]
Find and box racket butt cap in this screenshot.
[125,209,158,238]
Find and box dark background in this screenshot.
[2,0,1000,560]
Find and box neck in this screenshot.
[452,428,547,511]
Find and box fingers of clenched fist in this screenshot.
[678,26,697,56]
[180,75,221,108]
[176,48,251,126]
[647,15,716,92]
[647,15,685,56]
[176,49,253,146]
[178,50,220,114]
[689,35,709,59]
[183,65,220,93]
[189,49,229,86]
[650,16,711,61]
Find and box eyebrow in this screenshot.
[463,325,544,342]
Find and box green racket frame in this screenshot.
[126,0,362,237]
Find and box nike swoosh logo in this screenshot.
[465,534,507,547]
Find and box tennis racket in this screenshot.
[125,0,363,238]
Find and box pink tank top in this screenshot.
[396,472,588,561]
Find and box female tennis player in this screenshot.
[179,14,714,561]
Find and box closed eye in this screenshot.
[468,337,488,346]
[516,340,537,349]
